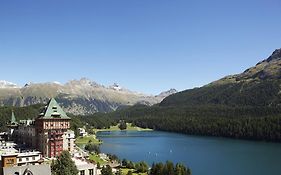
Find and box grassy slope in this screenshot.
[120,168,147,175]
[93,123,153,132]
[75,135,102,144]
[89,154,106,164]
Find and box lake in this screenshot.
[97,131,281,175]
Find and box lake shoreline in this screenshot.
[93,123,153,133]
[97,130,281,175]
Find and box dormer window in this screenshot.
[24,170,33,175]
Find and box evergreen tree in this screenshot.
[126,161,135,169]
[163,161,174,175]
[175,163,190,175]
[116,170,122,175]
[101,165,113,175]
[149,162,191,175]
[51,151,78,175]
[97,162,101,169]
[119,120,127,130]
[135,161,149,173]
[85,142,100,154]
[122,158,128,167]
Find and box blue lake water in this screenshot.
[97,131,281,175]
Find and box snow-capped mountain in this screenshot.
[0,80,19,88]
[109,83,123,91]
[0,78,176,115]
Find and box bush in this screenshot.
[85,143,100,154]
[119,120,127,130]
[135,161,149,173]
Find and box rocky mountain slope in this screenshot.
[0,78,176,115]
[210,48,281,85]
[161,48,281,107]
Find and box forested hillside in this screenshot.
[95,49,281,142]
[161,79,281,107]
[0,104,42,131]
[98,104,281,142]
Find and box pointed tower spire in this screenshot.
[11,110,17,125]
[38,98,70,119]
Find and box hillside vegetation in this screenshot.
[2,49,281,142]
[96,49,281,142]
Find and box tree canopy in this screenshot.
[101,165,113,175]
[51,151,79,175]
[150,161,191,175]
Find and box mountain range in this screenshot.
[0,78,177,115]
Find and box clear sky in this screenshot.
[0,0,281,94]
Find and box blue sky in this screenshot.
[0,0,281,94]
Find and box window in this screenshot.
[89,169,94,175]
[32,156,35,160]
[25,171,33,175]
[26,157,29,161]
[80,170,85,175]
[19,158,22,162]
[8,159,15,164]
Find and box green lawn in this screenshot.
[120,168,148,175]
[89,153,106,164]
[75,135,102,144]
[93,123,153,133]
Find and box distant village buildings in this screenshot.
[63,130,76,152]
[78,128,88,137]
[0,143,47,175]
[0,98,97,175]
[73,157,96,175]
[3,164,51,175]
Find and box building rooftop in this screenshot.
[37,98,70,119]
[3,164,51,175]
[7,110,18,126]
[72,157,96,170]
[19,119,34,126]
[17,151,41,157]
[0,142,18,159]
[11,111,17,124]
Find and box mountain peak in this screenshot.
[0,80,19,88]
[78,77,92,85]
[157,88,178,97]
[211,48,281,85]
[109,83,123,91]
[266,48,281,62]
[67,78,100,87]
